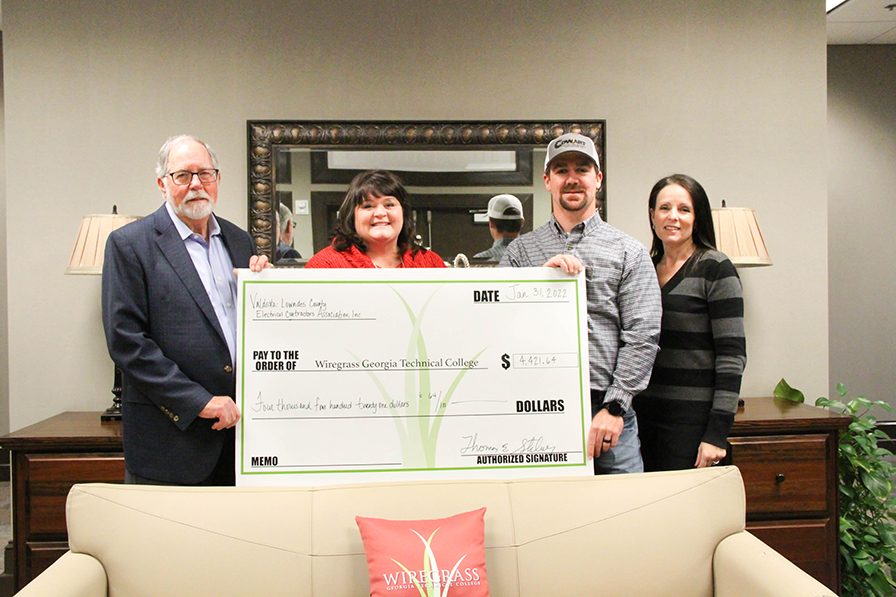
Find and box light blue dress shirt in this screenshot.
[165,202,238,366]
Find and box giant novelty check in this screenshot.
[235,267,591,486]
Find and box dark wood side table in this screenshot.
[730,396,851,593]
[0,412,124,593]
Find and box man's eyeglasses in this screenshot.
[167,169,219,186]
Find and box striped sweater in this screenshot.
[634,250,746,448]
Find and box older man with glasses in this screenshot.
[102,134,268,486]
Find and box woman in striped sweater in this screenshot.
[634,174,746,471]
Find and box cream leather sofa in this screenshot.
[15,466,835,597]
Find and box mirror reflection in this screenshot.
[247,121,606,266]
[273,148,547,264]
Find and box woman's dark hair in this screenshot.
[330,170,419,254]
[647,174,717,266]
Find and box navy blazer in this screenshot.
[101,204,255,484]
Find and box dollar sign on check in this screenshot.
[501,353,510,370]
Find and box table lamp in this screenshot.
[711,201,772,267]
[66,206,141,421]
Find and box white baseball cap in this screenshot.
[487,194,523,220]
[544,133,601,173]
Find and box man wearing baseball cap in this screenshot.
[499,133,661,474]
[473,194,525,261]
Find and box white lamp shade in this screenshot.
[711,206,772,268]
[66,213,140,275]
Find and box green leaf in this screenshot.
[872,432,890,444]
[851,419,874,432]
[817,396,848,414]
[773,378,805,403]
[867,570,889,592]
[861,469,892,500]
[860,561,879,575]
[856,396,873,409]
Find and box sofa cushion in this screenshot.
[356,508,489,597]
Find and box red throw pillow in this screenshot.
[356,508,489,597]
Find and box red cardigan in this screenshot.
[305,245,446,269]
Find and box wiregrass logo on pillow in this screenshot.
[356,508,489,597]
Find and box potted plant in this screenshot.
[774,379,896,597]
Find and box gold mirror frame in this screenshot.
[247,120,605,261]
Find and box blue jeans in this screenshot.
[591,392,644,474]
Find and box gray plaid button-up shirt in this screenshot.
[499,213,662,411]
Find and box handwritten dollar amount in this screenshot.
[505,353,580,369]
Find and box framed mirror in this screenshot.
[247,120,605,265]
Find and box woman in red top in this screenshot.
[305,170,446,269]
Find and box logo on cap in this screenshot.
[554,138,587,149]
[544,132,600,172]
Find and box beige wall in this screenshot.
[828,45,896,416]
[0,32,7,435]
[2,0,828,431]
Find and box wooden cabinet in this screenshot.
[0,412,124,593]
[730,397,851,593]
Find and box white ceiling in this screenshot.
[828,0,896,44]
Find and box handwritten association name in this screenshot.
[247,294,361,320]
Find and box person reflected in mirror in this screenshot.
[634,174,746,471]
[473,194,525,262]
[102,134,269,486]
[275,202,302,261]
[499,133,662,474]
[305,170,446,269]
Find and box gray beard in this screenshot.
[168,189,215,221]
